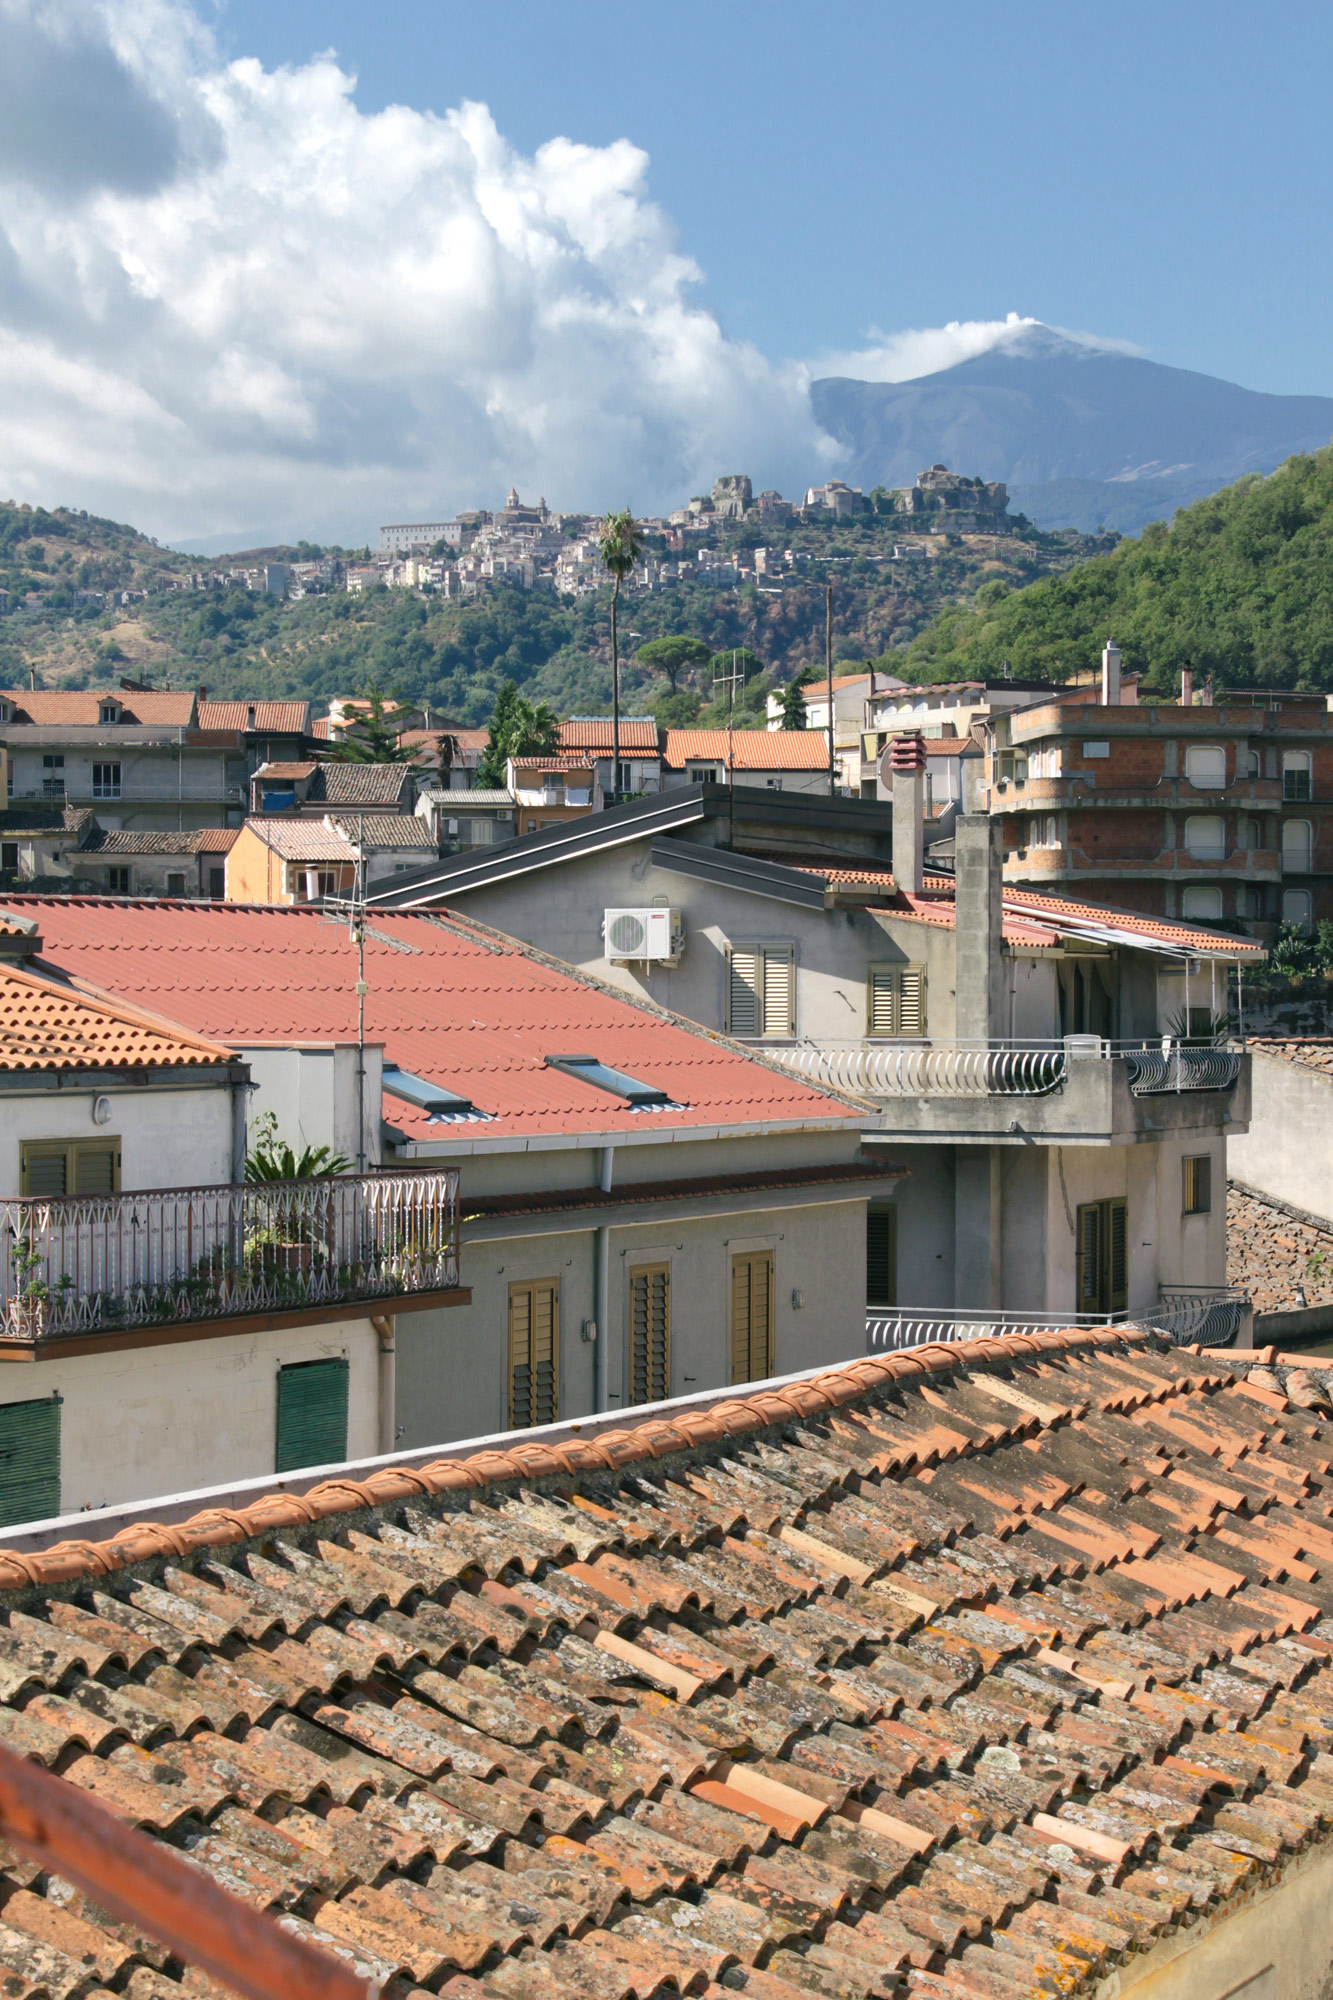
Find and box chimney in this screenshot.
[1101,638,1121,707]
[954,812,1003,1042]
[197,684,207,702]
[1181,666,1193,708]
[890,732,927,893]
[1202,676,1214,707]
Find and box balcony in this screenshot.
[776,1039,1249,1142]
[1,1172,460,1350]
[866,1286,1250,1355]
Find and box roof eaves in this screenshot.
[649,836,831,909]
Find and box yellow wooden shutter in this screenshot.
[629,1264,670,1406]
[728,949,760,1035]
[761,949,795,1037]
[868,968,897,1036]
[731,1250,773,1385]
[897,966,925,1037]
[508,1280,559,1428]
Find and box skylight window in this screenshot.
[382,1063,474,1115]
[544,1053,671,1106]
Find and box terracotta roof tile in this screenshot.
[0,690,196,727]
[561,720,661,753]
[197,701,311,733]
[664,731,833,771]
[0,960,234,1071]
[0,1334,1326,1992]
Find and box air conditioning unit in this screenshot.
[604,906,684,963]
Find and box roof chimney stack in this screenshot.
[954,813,1003,1042]
[890,732,927,894]
[1101,638,1121,707]
[1181,667,1193,708]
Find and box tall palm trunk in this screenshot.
[610,573,620,807]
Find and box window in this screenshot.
[1183,815,1225,860]
[208,867,225,899]
[1076,1198,1128,1316]
[727,945,795,1038]
[731,1250,773,1385]
[866,1209,897,1308]
[42,754,64,768]
[1282,819,1312,872]
[997,750,1028,783]
[1241,748,1260,778]
[765,777,783,791]
[0,842,16,874]
[690,766,719,784]
[1028,745,1063,780]
[0,1396,61,1527]
[1081,741,1110,760]
[1283,750,1312,801]
[1180,885,1224,921]
[383,1064,474,1115]
[165,872,186,897]
[1241,884,1263,922]
[41,754,64,800]
[275,1357,349,1473]
[20,1140,120,1197]
[544,1055,669,1106]
[1027,814,1060,850]
[628,1264,670,1406]
[1282,888,1313,932]
[1184,744,1226,789]
[107,867,130,895]
[1183,1155,1212,1215]
[867,963,926,1037]
[92,764,121,800]
[508,1279,558,1428]
[98,701,121,725]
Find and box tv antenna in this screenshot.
[319,814,421,1171]
[712,648,747,846]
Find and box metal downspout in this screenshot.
[593,1146,613,1414]
[372,1315,396,1455]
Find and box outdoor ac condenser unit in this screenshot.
[604,907,684,963]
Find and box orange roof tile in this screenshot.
[0,1330,1322,1995]
[196,700,311,733]
[1004,886,1268,956]
[0,690,196,727]
[560,718,660,752]
[0,960,234,1071]
[664,729,833,770]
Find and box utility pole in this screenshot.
[825,583,836,799]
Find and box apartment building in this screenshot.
[22,896,895,1455]
[662,728,833,793]
[990,649,1332,934]
[0,688,247,831]
[373,782,1259,1339]
[225,814,436,904]
[248,760,417,816]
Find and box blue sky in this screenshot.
[0,0,1325,543]
[213,0,1331,396]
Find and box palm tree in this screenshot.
[597,507,642,805]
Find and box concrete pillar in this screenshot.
[954,1146,1002,1309]
[1101,639,1121,707]
[954,813,1003,1042]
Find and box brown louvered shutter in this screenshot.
[728,949,760,1036]
[731,1251,774,1385]
[629,1264,670,1406]
[1108,1199,1128,1313]
[509,1280,559,1429]
[868,967,897,1036]
[1076,1202,1102,1312]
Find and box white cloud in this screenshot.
[810,312,1143,385]
[0,1,837,545]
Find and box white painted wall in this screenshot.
[1227,1048,1333,1223]
[0,1079,234,1198]
[240,1044,383,1171]
[395,1193,872,1451]
[0,1316,378,1514]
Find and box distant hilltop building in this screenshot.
[888,464,1010,532]
[379,519,465,554]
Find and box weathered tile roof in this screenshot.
[316,764,417,807]
[1228,1180,1333,1314]
[254,761,319,781]
[197,700,312,734]
[242,819,359,862]
[1246,1037,1333,1078]
[80,829,236,857]
[0,1329,1328,1996]
[0,961,234,1071]
[665,731,833,771]
[329,815,439,849]
[0,690,196,727]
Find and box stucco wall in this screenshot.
[0,1078,234,1197]
[241,1044,383,1172]
[225,823,287,904]
[1228,1049,1333,1225]
[1095,1836,1333,2000]
[395,1192,872,1450]
[0,1316,379,1515]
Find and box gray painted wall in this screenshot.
[1227,1048,1333,1226]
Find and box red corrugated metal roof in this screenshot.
[664,729,832,770]
[15,900,858,1140]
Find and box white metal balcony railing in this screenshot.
[867,1285,1249,1355]
[775,1038,1242,1099]
[1,1173,459,1343]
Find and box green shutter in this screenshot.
[866,1210,896,1307]
[276,1358,349,1473]
[0,1397,61,1527]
